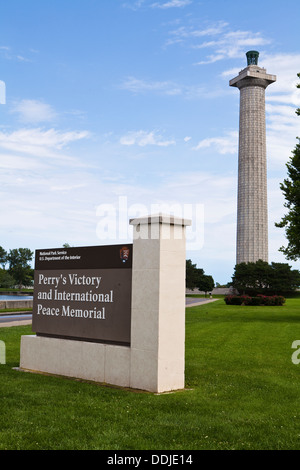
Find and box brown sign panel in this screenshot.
[32,245,132,345]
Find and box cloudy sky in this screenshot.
[0,0,299,284]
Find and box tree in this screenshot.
[7,248,34,289]
[186,259,214,291]
[0,246,7,269]
[275,73,300,260]
[0,269,15,288]
[186,259,214,294]
[269,262,300,293]
[232,260,300,295]
[186,259,203,290]
[232,260,270,294]
[196,274,214,296]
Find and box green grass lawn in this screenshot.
[0,298,300,450]
[0,308,32,313]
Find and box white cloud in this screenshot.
[193,131,238,155]
[221,67,240,78]
[50,183,87,192]
[0,153,43,170]
[122,0,145,10]
[0,80,5,104]
[194,30,271,65]
[263,53,300,167]
[16,55,32,63]
[166,20,271,65]
[0,125,95,249]
[10,99,57,123]
[123,0,191,10]
[0,128,91,164]
[0,46,32,62]
[169,21,228,40]
[266,106,299,168]
[0,127,89,151]
[120,130,176,147]
[151,0,192,8]
[120,76,182,96]
[120,76,221,99]
[263,54,300,106]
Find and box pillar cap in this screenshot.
[129,213,192,227]
[229,65,276,88]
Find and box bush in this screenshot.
[274,295,286,306]
[224,294,286,306]
[257,295,286,306]
[240,295,252,305]
[0,269,16,288]
[249,297,263,306]
[224,295,244,305]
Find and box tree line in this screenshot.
[231,260,300,296]
[0,247,34,289]
[186,260,215,294]
[186,257,300,297]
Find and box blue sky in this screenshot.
[0,0,300,284]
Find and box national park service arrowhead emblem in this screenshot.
[120,246,130,263]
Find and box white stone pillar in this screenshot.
[129,214,191,393]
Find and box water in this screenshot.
[0,295,33,300]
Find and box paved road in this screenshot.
[185,297,218,307]
[0,313,32,328]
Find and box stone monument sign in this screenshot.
[32,244,132,345]
[20,214,191,393]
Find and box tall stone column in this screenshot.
[230,51,276,265]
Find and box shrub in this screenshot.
[274,295,286,306]
[257,295,274,306]
[224,294,286,306]
[257,295,286,306]
[249,297,263,306]
[224,295,243,305]
[240,295,252,305]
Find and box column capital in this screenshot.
[230,65,276,90]
[129,213,192,227]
